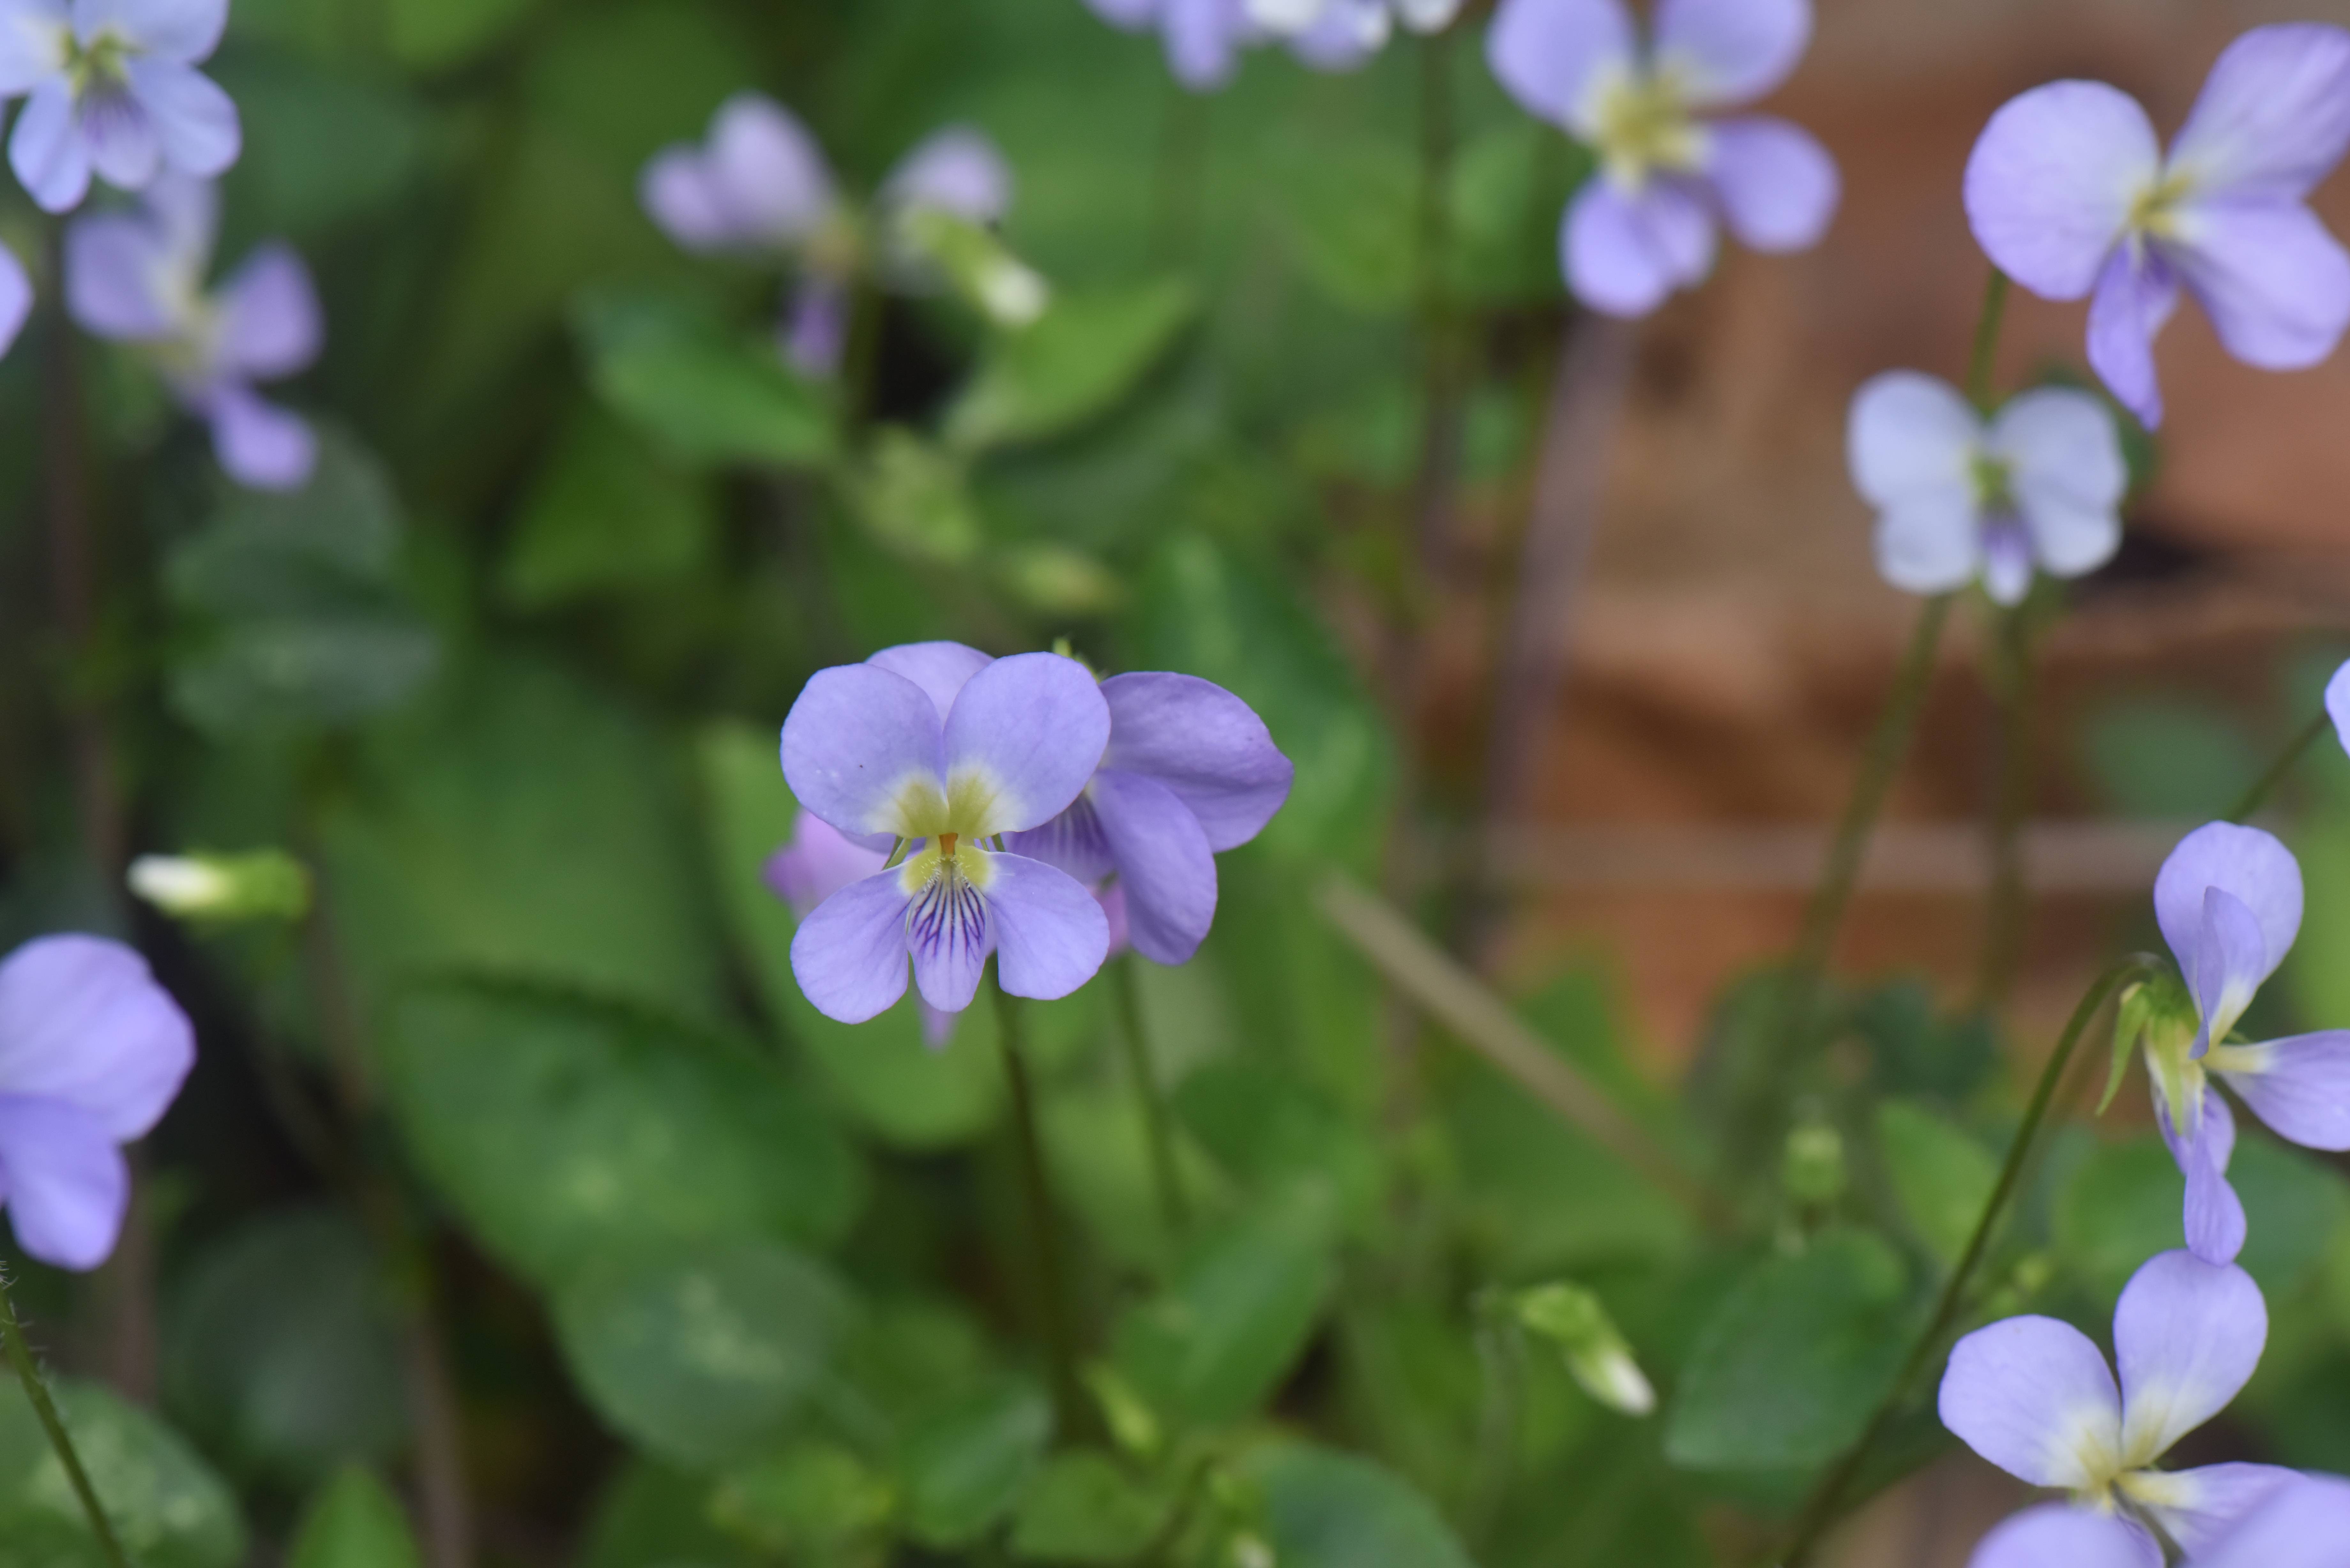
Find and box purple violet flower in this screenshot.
[1847,371,2127,606]
[65,174,323,490]
[780,648,1113,1023]
[1249,0,1461,72]
[2133,822,2350,1266]
[2325,659,2350,758]
[1083,0,1259,93]
[1966,1475,2350,1568]
[0,0,240,215]
[0,238,28,359]
[1941,1248,2293,1562]
[0,935,195,1270]
[1964,25,2350,430]
[1486,0,1838,317]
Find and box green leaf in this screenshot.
[2079,698,2261,819]
[385,981,863,1285]
[162,1207,409,1485]
[708,1443,897,1557]
[1876,1101,1999,1268]
[502,401,718,608]
[577,290,834,469]
[1009,1452,1178,1564]
[553,1242,854,1469]
[214,55,431,238]
[576,1461,761,1568]
[1664,1232,1917,1471]
[898,1377,1053,1549]
[848,429,984,564]
[1273,144,1416,317]
[0,1381,246,1568]
[1448,123,1590,309]
[1175,1058,1379,1227]
[287,1469,422,1568]
[946,280,1195,452]
[385,0,540,71]
[1241,1444,1474,1568]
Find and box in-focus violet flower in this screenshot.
[1941,1248,2293,1562]
[0,0,240,215]
[1847,371,2126,606]
[0,238,27,359]
[1486,0,1838,317]
[0,935,194,1270]
[1965,25,2350,429]
[65,174,323,489]
[1083,0,1258,93]
[781,647,1113,1023]
[1966,1476,2350,1568]
[2131,823,2350,1265]
[1247,0,1460,72]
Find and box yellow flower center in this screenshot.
[1590,67,1705,189]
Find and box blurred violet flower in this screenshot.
[66,174,323,490]
[1941,1248,2293,1562]
[0,0,240,215]
[1084,0,1258,93]
[1965,25,2350,430]
[780,648,1112,1023]
[1486,0,1838,317]
[1847,371,2126,606]
[1248,0,1460,72]
[0,239,27,359]
[1966,1478,2350,1568]
[2326,659,2350,758]
[640,94,1028,376]
[0,935,195,1270]
[2133,823,2350,1265]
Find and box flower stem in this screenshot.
[990,981,1092,1440]
[1965,269,2011,413]
[1112,956,1190,1239]
[2226,707,2333,824]
[0,1268,134,1568]
[1152,83,1209,267]
[1773,951,2162,1567]
[1974,607,2036,1014]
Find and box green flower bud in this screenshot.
[1512,1282,1656,1417]
[127,850,311,924]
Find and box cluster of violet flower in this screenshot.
[1080,0,1463,88]
[0,0,324,490]
[771,643,1291,1032]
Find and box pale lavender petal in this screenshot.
[789,871,913,1025]
[215,244,322,381]
[782,663,947,840]
[2169,26,2350,205]
[2169,201,2350,371]
[1393,0,1459,30]
[2330,660,2350,761]
[1992,387,2126,578]
[1938,1315,2123,1489]
[206,384,316,492]
[781,274,847,378]
[1486,0,1633,134]
[2159,1085,2246,1266]
[1981,519,2034,607]
[984,853,1111,1002]
[80,88,160,190]
[1085,0,1158,28]
[1963,1506,2159,1568]
[867,642,992,724]
[123,58,237,178]
[2197,1475,2350,1568]
[883,127,1013,224]
[1705,116,1838,252]
[1875,495,1982,597]
[763,809,889,919]
[2155,823,2301,1000]
[2114,1248,2266,1466]
[1846,370,1977,505]
[0,241,27,360]
[707,92,834,245]
[641,148,738,251]
[1100,673,1292,852]
[1964,81,2159,300]
[1288,0,1388,72]
[2127,1462,2300,1559]
[0,935,194,1139]
[941,653,1111,838]
[0,0,68,97]
[1090,769,1217,966]
[2218,1032,2350,1151]
[2189,887,2270,1057]
[1653,0,1810,110]
[1565,179,1717,318]
[63,211,175,338]
[14,75,93,213]
[74,0,226,63]
[2086,244,2179,429]
[1165,0,1251,92]
[0,1095,129,1271]
[906,863,992,1014]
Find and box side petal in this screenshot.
[0,935,194,1140]
[123,58,238,178]
[1563,179,1717,318]
[788,871,913,1024]
[868,642,993,724]
[640,147,738,251]
[2168,25,2350,205]
[764,810,891,919]
[882,126,1013,224]
[707,91,834,245]
[215,243,322,381]
[2154,823,2301,999]
[1091,769,1218,966]
[0,240,27,360]
[1993,387,2126,577]
[2217,1031,2350,1151]
[2169,201,2350,371]
[1963,1506,2160,1568]
[13,75,93,213]
[63,211,176,339]
[1003,794,1118,886]
[982,853,1110,1002]
[781,662,947,840]
[2086,244,2179,429]
[207,385,317,492]
[1653,0,1811,111]
[1873,494,1982,597]
[2197,1475,2350,1568]
[1938,1315,2123,1489]
[2124,1462,2300,1560]
[1705,116,1838,252]
[75,0,226,63]
[0,1,67,98]
[942,652,1111,837]
[1485,0,1633,133]
[1846,370,1978,506]
[1964,81,2159,301]
[0,1095,129,1272]
[1100,673,1292,852]
[2114,1248,2267,1468]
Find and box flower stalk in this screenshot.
[1975,605,2037,1013]
[0,1268,134,1568]
[1113,956,1190,1237]
[992,981,1093,1440]
[2225,706,2333,824]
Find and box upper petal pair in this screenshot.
[1487,0,1810,130]
[642,93,834,253]
[0,936,194,1140]
[2154,822,2301,1046]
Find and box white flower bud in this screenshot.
[127,856,235,915]
[1512,1282,1657,1418]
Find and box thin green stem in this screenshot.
[1966,270,2011,412]
[2226,707,2332,824]
[1151,84,1209,268]
[1112,957,1190,1238]
[991,982,1092,1441]
[1,1268,134,1568]
[1775,951,2162,1567]
[1975,608,2036,1013]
